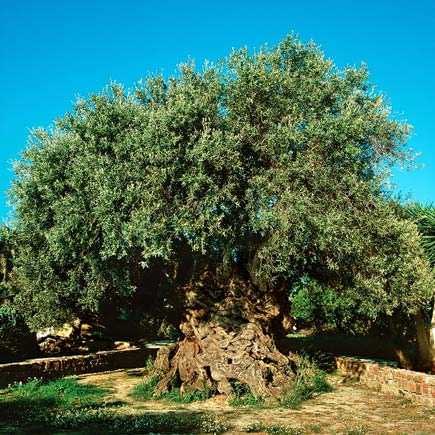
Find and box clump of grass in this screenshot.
[246,422,304,434]
[228,380,265,408]
[280,354,332,409]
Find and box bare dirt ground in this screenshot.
[77,368,435,434]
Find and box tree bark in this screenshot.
[154,271,294,397]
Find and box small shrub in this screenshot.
[280,355,332,409]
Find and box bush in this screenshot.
[280,355,332,409]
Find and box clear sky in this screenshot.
[1,0,434,223]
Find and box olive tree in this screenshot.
[11,36,433,396]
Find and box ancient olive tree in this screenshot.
[11,36,433,396]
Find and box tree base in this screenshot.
[154,321,294,398]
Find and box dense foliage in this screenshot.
[10,36,433,331]
[406,204,435,267]
[0,225,15,298]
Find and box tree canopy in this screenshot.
[10,36,433,332]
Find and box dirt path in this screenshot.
[77,369,435,434]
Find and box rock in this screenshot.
[113,341,132,350]
[37,321,78,342]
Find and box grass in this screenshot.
[0,377,107,417]
[0,376,228,433]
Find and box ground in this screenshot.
[75,368,435,434]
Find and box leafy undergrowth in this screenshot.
[0,377,228,433]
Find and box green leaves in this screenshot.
[9,35,432,330]
[405,204,435,267]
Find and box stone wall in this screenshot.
[0,347,157,388]
[336,356,435,406]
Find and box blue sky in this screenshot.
[1,0,434,222]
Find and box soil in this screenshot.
[77,368,435,434]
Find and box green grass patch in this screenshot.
[0,376,107,427]
[0,376,106,411]
[0,376,228,433]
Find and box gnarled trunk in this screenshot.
[154,271,294,397]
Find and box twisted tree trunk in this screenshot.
[154,271,294,397]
